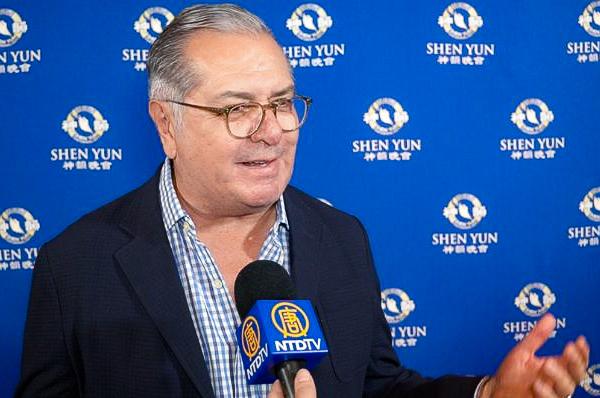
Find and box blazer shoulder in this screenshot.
[284,185,366,234]
[44,172,160,255]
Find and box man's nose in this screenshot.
[249,107,283,145]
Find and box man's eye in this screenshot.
[274,99,293,111]
[230,104,252,114]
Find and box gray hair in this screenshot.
[147,3,273,125]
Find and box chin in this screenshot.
[241,184,285,209]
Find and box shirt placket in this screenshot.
[183,217,255,397]
[161,170,289,398]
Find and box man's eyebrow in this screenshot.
[215,85,296,102]
[215,91,255,102]
[269,85,296,98]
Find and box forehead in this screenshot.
[183,31,293,100]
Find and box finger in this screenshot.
[533,379,560,398]
[562,341,588,382]
[268,380,283,398]
[541,358,576,397]
[294,369,317,398]
[575,336,590,367]
[520,313,556,355]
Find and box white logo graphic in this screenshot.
[61,106,110,144]
[134,7,174,44]
[438,3,483,40]
[353,98,420,162]
[0,208,40,245]
[580,187,600,222]
[582,363,600,396]
[500,98,564,161]
[504,283,565,341]
[511,99,554,135]
[427,3,493,66]
[0,9,27,48]
[381,288,415,323]
[567,187,600,247]
[443,193,487,230]
[286,4,332,42]
[434,193,497,254]
[0,8,40,75]
[514,283,556,317]
[282,4,344,68]
[382,288,426,348]
[52,106,121,171]
[567,2,600,64]
[579,1,600,37]
[363,98,409,136]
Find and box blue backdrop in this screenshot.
[1,1,599,396]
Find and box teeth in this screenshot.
[244,160,268,166]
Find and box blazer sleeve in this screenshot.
[15,245,79,397]
[356,219,483,398]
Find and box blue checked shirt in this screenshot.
[159,159,291,398]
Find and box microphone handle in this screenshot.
[274,360,306,398]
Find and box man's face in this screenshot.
[160,32,298,216]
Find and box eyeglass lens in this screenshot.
[227,97,308,137]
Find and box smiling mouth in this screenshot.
[239,159,274,167]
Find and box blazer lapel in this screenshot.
[113,174,215,398]
[286,187,351,376]
[284,187,323,302]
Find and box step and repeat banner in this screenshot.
[1,1,599,396]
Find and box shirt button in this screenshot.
[213,279,224,289]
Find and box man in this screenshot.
[17,4,589,398]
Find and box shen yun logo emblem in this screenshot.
[286,4,333,42]
[567,187,600,248]
[501,98,563,161]
[0,208,40,245]
[271,302,310,338]
[504,283,565,341]
[363,98,409,136]
[381,288,415,323]
[134,7,174,44]
[579,1,600,37]
[514,283,556,317]
[443,193,487,230]
[511,99,554,135]
[61,106,110,144]
[438,3,483,40]
[580,187,600,222]
[0,9,27,48]
[581,363,600,396]
[353,97,420,162]
[433,193,496,254]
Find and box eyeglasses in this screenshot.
[166,95,312,138]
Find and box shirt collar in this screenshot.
[159,158,289,232]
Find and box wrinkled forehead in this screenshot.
[183,31,294,102]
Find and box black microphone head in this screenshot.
[234,260,297,319]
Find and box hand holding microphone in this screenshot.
[268,369,316,398]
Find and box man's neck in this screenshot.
[170,163,280,234]
[180,192,278,239]
[176,190,279,296]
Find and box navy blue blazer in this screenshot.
[16,171,481,397]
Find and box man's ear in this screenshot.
[149,100,177,159]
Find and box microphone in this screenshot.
[234,260,328,398]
